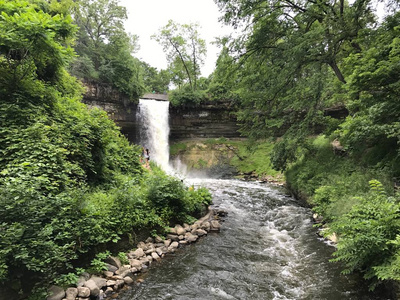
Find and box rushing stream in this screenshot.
[120,179,391,300]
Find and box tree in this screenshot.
[71,0,144,99]
[152,20,206,90]
[140,61,171,93]
[214,0,381,169]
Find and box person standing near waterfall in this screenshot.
[144,148,150,168]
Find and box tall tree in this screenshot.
[152,20,206,90]
[214,0,381,169]
[71,0,143,99]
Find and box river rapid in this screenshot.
[120,179,391,300]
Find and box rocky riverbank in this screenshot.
[46,207,226,300]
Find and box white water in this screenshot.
[136,99,170,171]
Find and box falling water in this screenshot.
[136,99,170,171]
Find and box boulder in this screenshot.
[65,288,78,300]
[129,259,142,270]
[201,221,211,232]
[106,280,117,287]
[154,235,164,243]
[105,256,121,269]
[129,248,145,259]
[155,247,164,256]
[104,263,118,273]
[84,279,100,297]
[137,241,147,250]
[185,232,198,243]
[90,275,107,289]
[77,287,91,298]
[77,272,90,287]
[124,276,134,285]
[169,241,179,249]
[145,237,154,243]
[103,271,114,278]
[193,229,207,237]
[210,220,221,232]
[151,252,161,261]
[164,239,172,247]
[47,285,65,300]
[166,234,180,241]
[175,225,187,235]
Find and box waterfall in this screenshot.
[136,99,170,171]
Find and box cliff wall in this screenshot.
[82,83,241,143]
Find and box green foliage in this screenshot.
[169,84,208,107]
[89,251,110,274]
[54,268,84,288]
[328,181,400,288]
[70,0,144,99]
[152,20,206,90]
[117,252,129,265]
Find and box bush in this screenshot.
[328,180,400,289]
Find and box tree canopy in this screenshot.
[152,20,206,90]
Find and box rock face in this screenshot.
[169,104,240,141]
[81,83,240,143]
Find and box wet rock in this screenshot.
[185,232,198,243]
[151,252,161,261]
[210,220,221,232]
[124,276,134,285]
[193,229,207,237]
[201,221,211,232]
[47,285,65,300]
[169,241,179,249]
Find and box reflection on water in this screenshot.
[120,179,392,300]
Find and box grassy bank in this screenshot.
[170,138,283,182]
[285,135,400,290]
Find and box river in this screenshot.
[120,178,391,300]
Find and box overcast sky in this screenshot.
[119,0,232,77]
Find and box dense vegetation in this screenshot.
[211,0,400,290]
[0,0,211,297]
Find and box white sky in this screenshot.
[119,0,233,77]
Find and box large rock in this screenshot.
[193,228,207,237]
[65,288,78,300]
[129,259,142,270]
[90,275,107,289]
[77,286,90,298]
[166,234,180,241]
[105,256,121,269]
[175,225,187,235]
[129,248,145,259]
[84,279,100,297]
[210,220,221,232]
[77,272,90,287]
[185,232,198,243]
[47,285,65,300]
[151,252,161,261]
